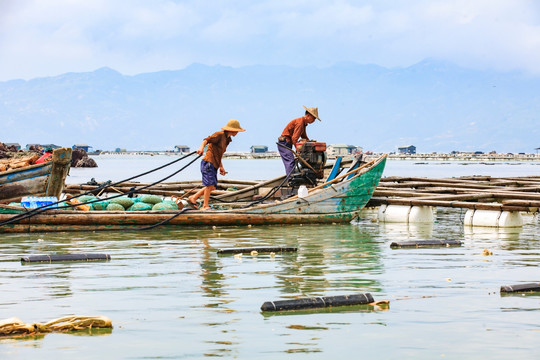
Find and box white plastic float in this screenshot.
[378,205,434,224]
[464,209,523,228]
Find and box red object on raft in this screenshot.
[295,141,326,152]
[35,152,53,164]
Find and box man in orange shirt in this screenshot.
[278,106,321,175]
[188,119,245,210]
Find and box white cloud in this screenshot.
[2,0,540,80]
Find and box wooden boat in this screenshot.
[0,148,72,203]
[0,154,387,233]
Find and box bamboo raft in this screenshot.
[366,175,540,213]
[0,155,387,232]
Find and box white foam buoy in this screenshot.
[408,206,434,223]
[379,205,411,223]
[498,211,523,227]
[464,209,475,226]
[464,209,523,227]
[471,209,501,227]
[377,204,387,221]
[378,205,433,223]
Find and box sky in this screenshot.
[2,0,540,81]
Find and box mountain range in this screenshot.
[1,60,539,153]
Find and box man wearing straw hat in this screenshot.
[277,106,321,175]
[189,119,246,210]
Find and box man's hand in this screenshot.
[219,166,227,176]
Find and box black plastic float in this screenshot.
[390,240,462,248]
[217,246,297,254]
[260,293,374,312]
[21,253,111,263]
[500,283,540,293]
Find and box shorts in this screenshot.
[201,160,218,187]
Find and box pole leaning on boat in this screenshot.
[46,147,72,199]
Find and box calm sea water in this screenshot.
[65,154,540,184]
[1,155,539,359]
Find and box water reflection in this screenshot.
[376,222,434,240]
[272,225,383,296]
[65,327,113,337]
[197,237,226,299]
[464,226,523,244]
[0,214,538,358]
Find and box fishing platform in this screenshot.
[365,175,540,227]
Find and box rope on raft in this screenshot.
[0,152,202,227]
[0,315,113,337]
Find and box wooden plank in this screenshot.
[46,147,72,199]
[0,162,51,185]
[0,177,49,202]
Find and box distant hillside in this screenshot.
[1,60,539,153]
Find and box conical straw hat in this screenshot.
[303,106,321,121]
[221,119,246,132]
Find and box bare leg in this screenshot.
[188,188,205,207]
[202,185,215,210]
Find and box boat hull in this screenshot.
[0,148,72,203]
[0,162,52,202]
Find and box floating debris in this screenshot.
[390,240,462,248]
[21,253,111,263]
[0,316,112,337]
[261,293,376,312]
[217,246,297,255]
[500,283,540,293]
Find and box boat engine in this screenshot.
[289,141,327,187]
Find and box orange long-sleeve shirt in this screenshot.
[280,116,310,145]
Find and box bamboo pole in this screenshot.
[501,199,540,207]
[378,180,501,190]
[373,189,450,198]
[404,193,496,201]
